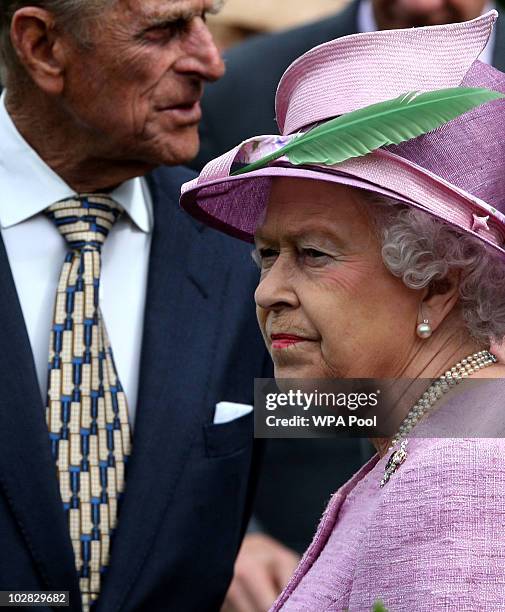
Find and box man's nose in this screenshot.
[254,259,300,312]
[175,17,225,82]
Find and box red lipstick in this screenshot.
[270,333,307,349]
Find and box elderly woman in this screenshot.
[182,11,505,611]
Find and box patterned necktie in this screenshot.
[44,195,132,612]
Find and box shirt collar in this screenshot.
[0,91,153,232]
[357,0,496,65]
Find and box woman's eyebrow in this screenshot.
[254,228,345,248]
[289,228,346,248]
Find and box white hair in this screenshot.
[0,0,115,84]
[364,193,505,344]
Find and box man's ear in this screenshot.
[10,7,66,95]
[419,269,461,333]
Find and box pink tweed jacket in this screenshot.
[271,380,505,611]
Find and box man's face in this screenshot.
[60,0,224,168]
[372,0,488,29]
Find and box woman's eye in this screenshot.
[251,248,279,269]
[303,248,328,258]
[300,248,332,266]
[304,248,326,258]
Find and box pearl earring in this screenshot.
[416,319,432,339]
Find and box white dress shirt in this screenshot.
[357,0,496,65]
[0,92,153,429]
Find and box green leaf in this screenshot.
[232,87,505,176]
[372,600,388,612]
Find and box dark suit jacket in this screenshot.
[0,165,270,611]
[193,0,505,170]
[191,0,505,554]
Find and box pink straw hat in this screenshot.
[180,11,505,257]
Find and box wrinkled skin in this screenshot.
[58,0,225,166]
[254,178,422,380]
[7,0,225,189]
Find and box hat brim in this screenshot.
[180,146,505,257]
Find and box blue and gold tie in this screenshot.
[44,195,132,611]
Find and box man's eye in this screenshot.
[171,18,191,34]
[144,19,189,42]
[144,28,174,43]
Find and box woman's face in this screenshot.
[254,178,422,379]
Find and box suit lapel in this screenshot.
[97,169,229,611]
[0,235,81,607]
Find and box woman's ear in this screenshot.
[10,7,66,95]
[419,269,461,334]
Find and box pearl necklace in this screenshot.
[380,350,497,488]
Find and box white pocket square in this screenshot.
[213,401,253,425]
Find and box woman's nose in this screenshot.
[254,259,300,312]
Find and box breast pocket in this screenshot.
[203,410,254,458]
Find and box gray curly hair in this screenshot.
[365,193,505,344]
[0,0,115,84]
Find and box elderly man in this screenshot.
[197,2,505,612]
[0,1,269,611]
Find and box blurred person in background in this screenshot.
[199,2,505,612]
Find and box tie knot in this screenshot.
[45,194,123,251]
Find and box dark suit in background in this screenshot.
[0,165,270,611]
[192,0,505,554]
